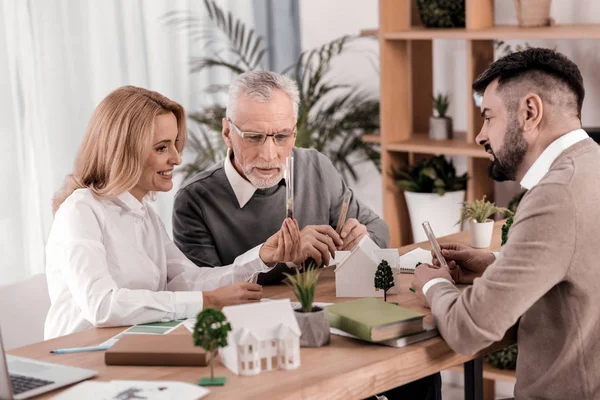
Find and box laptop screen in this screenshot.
[0,329,14,400]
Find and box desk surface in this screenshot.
[10,223,512,400]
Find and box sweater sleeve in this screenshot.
[426,183,576,355]
[317,151,390,247]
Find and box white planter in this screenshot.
[429,117,453,140]
[404,190,465,243]
[469,219,494,248]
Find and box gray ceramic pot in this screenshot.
[294,307,330,347]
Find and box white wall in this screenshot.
[299,0,600,214]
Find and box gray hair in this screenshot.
[226,70,300,121]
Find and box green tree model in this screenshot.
[193,308,232,386]
[374,260,395,302]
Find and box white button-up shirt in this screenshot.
[44,189,269,339]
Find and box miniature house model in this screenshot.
[219,299,301,376]
[334,236,402,298]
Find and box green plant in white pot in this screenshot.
[458,196,513,248]
[429,92,452,140]
[284,261,330,348]
[392,155,468,243]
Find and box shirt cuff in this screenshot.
[173,291,204,319]
[233,244,271,283]
[423,278,453,296]
[492,251,501,261]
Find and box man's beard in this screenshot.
[486,117,528,182]
[240,160,284,189]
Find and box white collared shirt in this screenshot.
[44,189,268,339]
[224,149,258,208]
[423,129,589,299]
[520,128,589,190]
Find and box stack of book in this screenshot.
[326,298,438,348]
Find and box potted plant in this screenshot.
[392,155,468,243]
[429,92,452,140]
[458,195,513,248]
[374,260,395,302]
[284,261,330,347]
[193,308,232,386]
[416,0,466,28]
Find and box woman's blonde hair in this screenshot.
[53,85,186,213]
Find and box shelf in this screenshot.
[385,133,488,158]
[448,364,517,383]
[366,24,600,40]
[361,134,381,144]
[360,28,378,37]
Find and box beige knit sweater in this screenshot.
[427,139,600,399]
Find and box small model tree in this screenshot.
[193,308,232,386]
[374,260,395,302]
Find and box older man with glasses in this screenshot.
[172,70,389,284]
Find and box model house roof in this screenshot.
[334,235,381,272]
[223,299,301,343]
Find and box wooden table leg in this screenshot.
[483,378,496,400]
[464,357,484,400]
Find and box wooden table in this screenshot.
[10,222,513,400]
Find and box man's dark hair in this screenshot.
[472,48,585,119]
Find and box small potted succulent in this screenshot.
[429,92,452,140]
[284,261,330,347]
[458,195,513,248]
[391,155,468,242]
[193,308,232,386]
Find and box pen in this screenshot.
[335,192,352,235]
[50,344,112,354]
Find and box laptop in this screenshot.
[0,329,97,399]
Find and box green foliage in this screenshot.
[374,260,395,302]
[433,92,450,118]
[391,155,468,195]
[416,0,466,28]
[284,260,320,313]
[193,308,232,380]
[501,215,514,246]
[165,0,381,183]
[458,195,513,224]
[484,343,518,370]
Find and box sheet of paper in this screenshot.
[398,247,433,273]
[50,380,209,400]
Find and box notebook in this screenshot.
[330,322,439,348]
[49,380,209,400]
[398,247,433,273]
[327,298,425,342]
[105,334,208,366]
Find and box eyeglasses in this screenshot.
[227,118,296,147]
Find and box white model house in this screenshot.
[334,236,402,298]
[219,299,301,376]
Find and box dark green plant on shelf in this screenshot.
[485,216,518,370]
[374,260,395,302]
[165,0,380,183]
[391,155,468,195]
[416,0,466,28]
[433,92,450,118]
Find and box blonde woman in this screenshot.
[44,86,301,339]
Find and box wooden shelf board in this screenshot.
[370,24,600,40]
[361,134,382,144]
[385,133,488,158]
[448,364,517,383]
[360,28,378,37]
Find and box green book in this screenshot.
[327,298,425,342]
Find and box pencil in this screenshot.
[335,192,351,234]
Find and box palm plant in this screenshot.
[165,0,380,182]
[391,155,468,195]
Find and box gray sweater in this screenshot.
[173,147,390,284]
